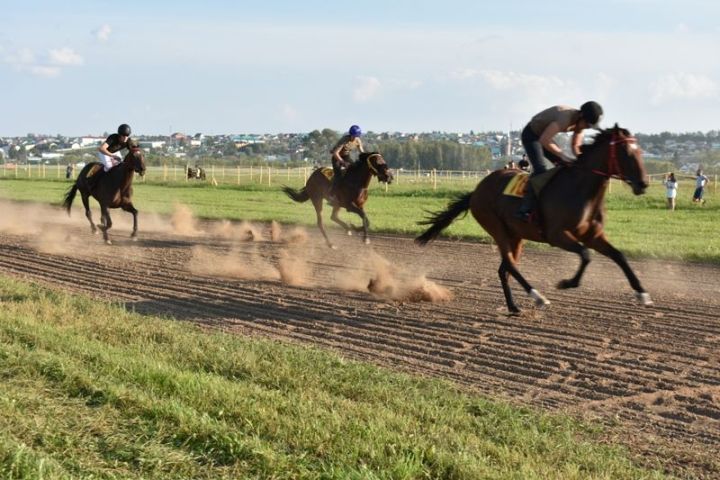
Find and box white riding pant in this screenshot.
[97,152,121,172]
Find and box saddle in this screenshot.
[503,167,561,198]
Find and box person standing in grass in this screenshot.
[693,168,709,205]
[664,172,678,210]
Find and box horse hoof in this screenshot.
[105,240,112,245]
[347,230,353,236]
[329,244,338,250]
[529,288,550,308]
[131,236,138,242]
[92,229,99,235]
[364,238,370,245]
[636,292,654,306]
[556,279,577,290]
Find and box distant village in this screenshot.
[2,129,719,174]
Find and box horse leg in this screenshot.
[312,197,334,249]
[585,234,653,306]
[122,202,139,240]
[546,232,591,289]
[346,204,370,244]
[330,206,353,236]
[81,192,98,234]
[497,237,549,313]
[100,205,113,245]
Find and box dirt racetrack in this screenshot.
[1,200,719,478]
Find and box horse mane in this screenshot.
[578,126,633,159]
[346,151,381,173]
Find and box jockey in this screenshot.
[87,124,132,189]
[329,125,365,200]
[99,123,132,172]
[515,101,603,221]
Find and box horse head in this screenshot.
[361,152,394,184]
[125,139,146,177]
[582,124,648,195]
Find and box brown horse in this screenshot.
[63,143,146,244]
[282,152,393,248]
[416,124,653,314]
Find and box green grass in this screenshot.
[1,177,718,262]
[0,276,669,479]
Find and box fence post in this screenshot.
[237,165,241,185]
[304,167,308,183]
[250,165,254,182]
[221,165,225,184]
[268,166,272,186]
[163,163,167,182]
[432,168,437,190]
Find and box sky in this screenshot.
[1,0,719,136]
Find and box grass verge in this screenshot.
[0,276,671,479]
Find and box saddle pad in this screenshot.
[86,164,102,178]
[503,173,530,197]
[320,167,334,180]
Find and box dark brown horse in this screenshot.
[63,144,146,244]
[416,125,653,313]
[282,152,393,248]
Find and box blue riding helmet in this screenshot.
[349,125,362,137]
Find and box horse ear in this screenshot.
[613,123,620,131]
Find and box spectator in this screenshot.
[65,164,74,179]
[518,154,530,172]
[505,160,516,170]
[664,172,678,210]
[693,168,709,205]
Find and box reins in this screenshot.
[591,133,637,180]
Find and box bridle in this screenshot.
[591,133,638,180]
[365,153,383,176]
[128,146,144,173]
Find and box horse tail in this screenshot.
[415,192,472,245]
[62,183,79,215]
[282,185,310,203]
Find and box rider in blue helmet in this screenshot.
[329,125,365,201]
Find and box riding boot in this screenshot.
[515,187,537,222]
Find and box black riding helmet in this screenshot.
[580,101,603,128]
[117,124,132,136]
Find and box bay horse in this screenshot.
[416,124,653,314]
[282,152,393,248]
[63,142,146,245]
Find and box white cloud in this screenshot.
[94,24,112,42]
[650,73,719,104]
[48,47,83,66]
[482,70,564,90]
[3,47,35,65]
[353,76,381,103]
[28,66,61,78]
